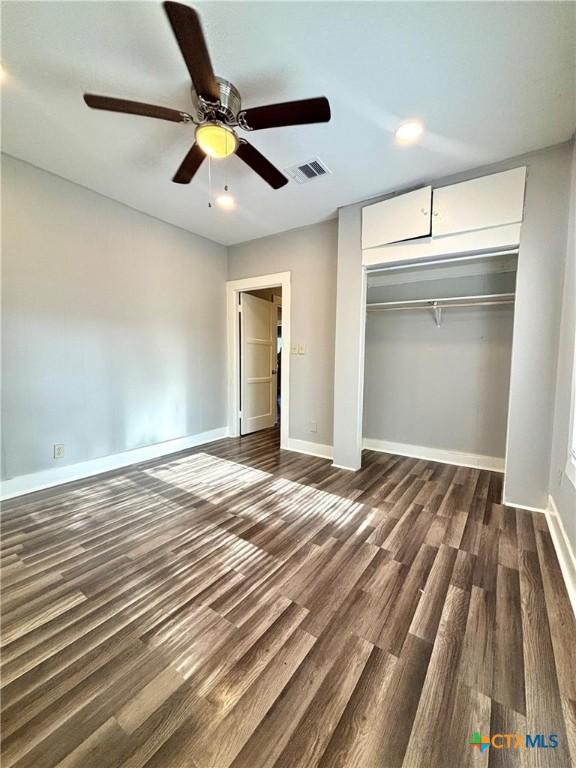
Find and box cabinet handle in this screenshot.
[420,208,429,215]
[432,210,439,217]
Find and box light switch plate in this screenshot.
[298,343,305,355]
[291,342,298,354]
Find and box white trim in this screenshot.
[354,269,368,467]
[331,464,359,471]
[566,458,576,489]
[362,437,505,472]
[227,272,291,450]
[285,438,333,460]
[362,223,522,267]
[0,427,229,501]
[502,498,547,514]
[547,495,576,617]
[566,288,576,490]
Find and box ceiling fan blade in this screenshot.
[163,2,219,103]
[83,94,194,123]
[235,142,288,189]
[172,142,205,184]
[239,97,331,131]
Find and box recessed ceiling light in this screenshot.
[395,120,424,145]
[216,192,236,210]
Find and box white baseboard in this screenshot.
[0,427,230,501]
[285,438,333,460]
[502,498,547,514]
[546,496,576,617]
[331,463,360,471]
[362,438,505,472]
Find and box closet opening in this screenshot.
[362,251,518,478]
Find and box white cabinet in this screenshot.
[361,166,527,267]
[362,186,432,249]
[431,167,526,238]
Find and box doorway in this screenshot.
[240,287,282,436]
[226,272,291,449]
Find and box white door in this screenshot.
[240,293,277,435]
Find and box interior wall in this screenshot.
[363,305,515,459]
[227,220,337,448]
[549,140,576,552]
[332,203,366,469]
[1,155,228,480]
[503,142,573,508]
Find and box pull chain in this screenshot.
[208,155,212,208]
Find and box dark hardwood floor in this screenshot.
[1,429,575,767]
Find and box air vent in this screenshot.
[285,158,331,184]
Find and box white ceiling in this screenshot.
[2,1,575,245]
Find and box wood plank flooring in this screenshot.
[1,428,575,768]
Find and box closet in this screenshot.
[363,252,518,468]
[360,165,526,470]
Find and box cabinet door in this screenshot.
[362,186,432,249]
[432,167,526,237]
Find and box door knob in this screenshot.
[271,369,277,374]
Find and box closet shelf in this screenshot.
[366,292,515,327]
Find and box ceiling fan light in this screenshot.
[196,122,237,158]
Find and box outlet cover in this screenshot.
[310,421,318,433]
[53,444,65,459]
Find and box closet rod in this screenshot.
[366,292,515,310]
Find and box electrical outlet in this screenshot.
[310,420,317,433]
[53,444,65,459]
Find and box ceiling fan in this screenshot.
[83,2,331,189]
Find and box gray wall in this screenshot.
[549,140,576,552]
[227,220,338,447]
[332,204,365,468]
[1,155,228,480]
[504,142,572,508]
[334,142,573,509]
[364,305,515,458]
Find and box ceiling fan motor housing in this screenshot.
[196,77,241,125]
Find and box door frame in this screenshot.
[226,272,291,449]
